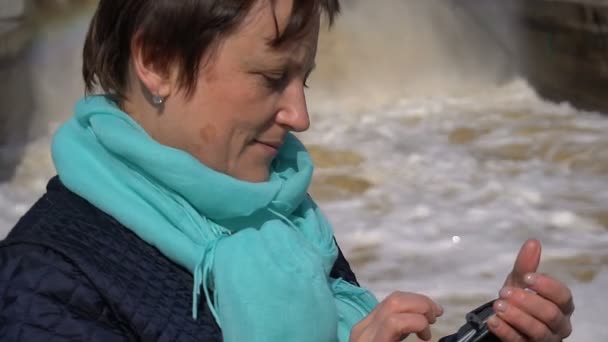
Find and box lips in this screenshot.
[254,140,283,150]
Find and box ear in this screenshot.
[130,33,173,99]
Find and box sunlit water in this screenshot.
[1,2,606,341]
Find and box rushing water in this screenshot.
[1,2,607,341]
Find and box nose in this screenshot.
[275,82,310,133]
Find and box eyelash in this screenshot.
[263,74,289,91]
[262,73,311,91]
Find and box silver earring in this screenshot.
[152,94,165,105]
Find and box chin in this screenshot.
[233,168,270,183]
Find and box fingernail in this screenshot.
[524,273,537,285]
[488,316,500,328]
[495,300,508,313]
[499,287,513,298]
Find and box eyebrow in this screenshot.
[255,55,316,74]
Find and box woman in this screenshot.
[0,0,574,341]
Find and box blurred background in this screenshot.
[1,0,607,341]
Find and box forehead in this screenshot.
[241,0,296,42]
[232,0,320,63]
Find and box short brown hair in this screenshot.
[82,0,340,101]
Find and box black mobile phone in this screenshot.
[438,300,501,342]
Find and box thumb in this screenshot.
[504,239,542,288]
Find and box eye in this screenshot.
[262,72,289,91]
[303,76,311,89]
[303,67,315,89]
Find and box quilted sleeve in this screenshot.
[0,243,131,342]
[330,239,360,286]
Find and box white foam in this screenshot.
[302,78,608,339]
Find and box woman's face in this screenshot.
[136,0,319,182]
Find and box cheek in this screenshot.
[190,75,278,145]
[198,124,217,145]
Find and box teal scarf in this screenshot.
[51,96,378,341]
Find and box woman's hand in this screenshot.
[488,239,575,341]
[350,291,443,342]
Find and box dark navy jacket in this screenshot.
[0,177,360,341]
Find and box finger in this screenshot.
[487,315,526,342]
[500,288,566,333]
[504,239,541,288]
[500,287,568,337]
[381,292,440,324]
[494,299,556,341]
[433,301,444,318]
[415,326,432,342]
[378,313,431,342]
[524,273,575,316]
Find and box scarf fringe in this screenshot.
[331,278,378,317]
[192,220,228,324]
